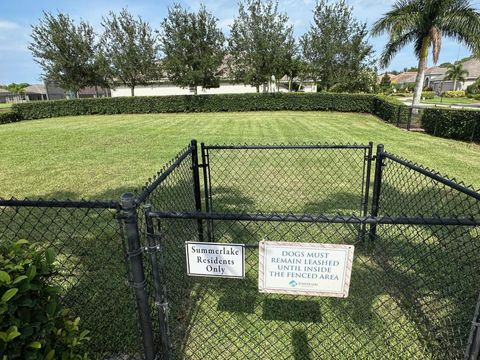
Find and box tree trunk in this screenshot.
[412,55,427,107]
[95,85,99,98]
[131,87,135,96]
[453,79,457,91]
[256,85,259,93]
[288,78,292,92]
[193,86,198,95]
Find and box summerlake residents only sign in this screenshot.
[258,241,354,297]
[185,242,245,278]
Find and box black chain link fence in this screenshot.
[1,140,479,359]
[0,199,143,359]
[145,142,480,360]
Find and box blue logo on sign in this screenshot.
[289,280,298,287]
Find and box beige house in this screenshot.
[428,58,480,93]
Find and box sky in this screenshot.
[1,0,480,84]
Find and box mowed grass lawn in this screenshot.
[422,96,479,105]
[0,111,478,200]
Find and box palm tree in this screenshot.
[444,63,469,90]
[372,0,480,106]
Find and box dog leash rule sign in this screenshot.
[258,241,354,297]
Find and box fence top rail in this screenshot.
[203,143,372,151]
[147,210,480,226]
[135,145,193,205]
[0,197,120,209]
[383,152,480,201]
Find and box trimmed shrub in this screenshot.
[442,90,466,98]
[373,96,408,124]
[421,91,435,99]
[421,108,480,142]
[0,111,20,124]
[0,239,90,359]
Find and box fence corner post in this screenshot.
[120,192,155,360]
[369,144,384,242]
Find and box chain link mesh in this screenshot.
[0,201,142,359]
[379,153,480,218]
[205,144,370,215]
[135,145,197,357]
[152,215,479,360]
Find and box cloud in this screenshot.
[0,20,20,29]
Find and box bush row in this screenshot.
[12,93,378,119]
[0,111,20,124]
[372,96,409,124]
[442,90,466,98]
[10,93,408,123]
[421,108,480,142]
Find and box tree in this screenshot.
[5,83,29,94]
[101,9,160,96]
[228,0,295,92]
[379,72,392,92]
[160,4,225,95]
[29,12,98,96]
[300,0,375,92]
[372,0,480,106]
[444,63,469,90]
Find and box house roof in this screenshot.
[0,88,10,94]
[461,58,480,79]
[24,84,46,94]
[424,66,447,75]
[391,72,417,84]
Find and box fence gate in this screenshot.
[124,140,480,360]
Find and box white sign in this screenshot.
[258,241,354,297]
[185,242,245,278]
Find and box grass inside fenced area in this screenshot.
[0,111,478,200]
[0,110,479,359]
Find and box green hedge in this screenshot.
[421,108,480,142]
[0,112,20,124]
[12,93,379,119]
[7,92,409,128]
[372,96,409,124]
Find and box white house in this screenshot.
[110,77,317,97]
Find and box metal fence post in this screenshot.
[191,139,204,241]
[396,106,401,128]
[407,107,413,131]
[201,142,213,241]
[465,292,480,360]
[471,119,478,143]
[144,204,170,359]
[360,142,374,242]
[369,144,384,242]
[120,193,155,360]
